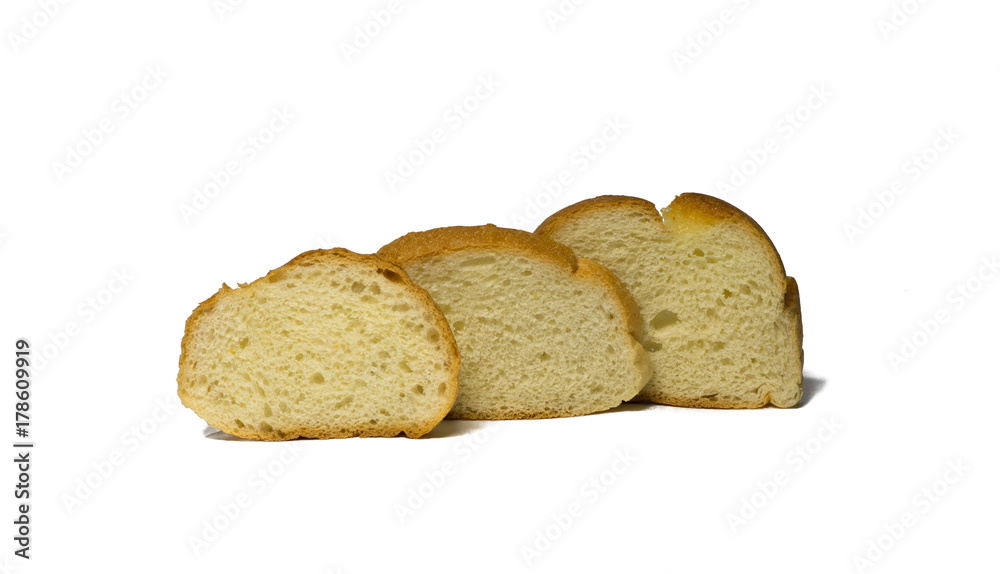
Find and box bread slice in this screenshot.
[377,225,651,419]
[536,194,802,408]
[177,249,460,440]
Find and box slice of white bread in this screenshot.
[536,194,802,408]
[177,249,460,440]
[377,225,651,419]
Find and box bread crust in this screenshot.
[378,224,579,273]
[536,195,661,236]
[536,194,803,409]
[378,224,650,419]
[177,248,461,440]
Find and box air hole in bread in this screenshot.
[309,372,325,385]
[460,256,496,267]
[377,268,404,283]
[650,310,678,329]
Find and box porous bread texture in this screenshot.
[536,194,802,408]
[177,248,460,440]
[377,225,652,420]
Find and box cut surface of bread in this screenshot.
[536,194,802,408]
[177,249,460,440]
[377,225,651,420]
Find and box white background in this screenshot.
[1,0,998,572]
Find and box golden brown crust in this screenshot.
[536,193,803,409]
[177,248,460,440]
[784,275,804,368]
[378,224,642,341]
[535,195,661,236]
[665,193,787,277]
[378,224,579,273]
[634,393,768,409]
